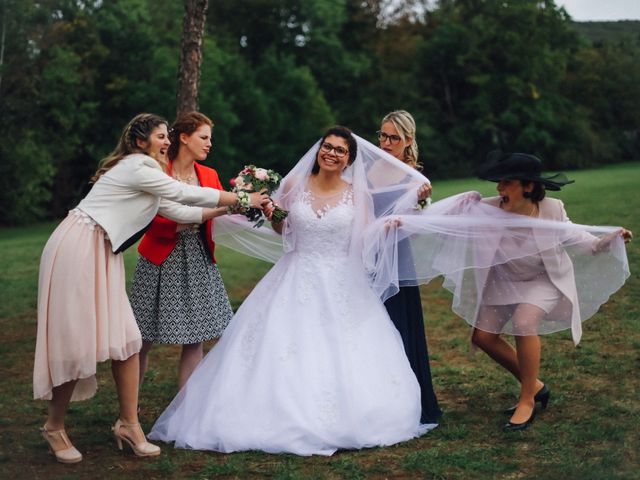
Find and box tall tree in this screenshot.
[0,0,7,94]
[177,0,208,115]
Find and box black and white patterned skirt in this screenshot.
[130,229,233,344]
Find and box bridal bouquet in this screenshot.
[228,165,288,228]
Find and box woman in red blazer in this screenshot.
[129,112,233,390]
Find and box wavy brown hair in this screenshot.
[167,112,214,161]
[91,113,168,182]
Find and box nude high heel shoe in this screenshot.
[112,419,161,457]
[41,425,83,464]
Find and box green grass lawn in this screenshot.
[1,162,639,479]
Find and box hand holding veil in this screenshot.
[362,193,630,344]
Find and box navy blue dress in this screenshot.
[374,187,442,424]
[384,281,441,423]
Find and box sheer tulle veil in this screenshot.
[213,133,430,265]
[214,134,630,345]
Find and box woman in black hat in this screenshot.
[471,152,632,431]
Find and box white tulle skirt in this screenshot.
[149,251,434,456]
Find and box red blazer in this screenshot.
[138,162,223,265]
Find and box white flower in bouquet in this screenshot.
[234,176,246,188]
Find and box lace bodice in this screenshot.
[288,187,354,257]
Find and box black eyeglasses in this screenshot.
[377,131,402,145]
[320,142,349,158]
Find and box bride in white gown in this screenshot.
[148,126,436,456]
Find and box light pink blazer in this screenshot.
[479,196,599,344]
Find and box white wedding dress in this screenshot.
[149,187,434,456]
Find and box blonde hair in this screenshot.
[91,113,168,182]
[381,110,422,171]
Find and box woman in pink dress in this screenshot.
[34,113,267,463]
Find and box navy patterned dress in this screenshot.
[130,228,233,344]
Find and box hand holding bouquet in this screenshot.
[415,182,432,210]
[228,165,288,228]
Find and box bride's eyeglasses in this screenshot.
[377,131,402,145]
[320,142,349,158]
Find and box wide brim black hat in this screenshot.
[477,151,574,191]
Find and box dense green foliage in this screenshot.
[572,20,640,43]
[1,0,639,223]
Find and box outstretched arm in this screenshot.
[595,227,633,252]
[218,190,270,208]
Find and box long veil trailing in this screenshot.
[214,135,630,345]
[364,196,629,344]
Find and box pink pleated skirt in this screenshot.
[33,209,142,401]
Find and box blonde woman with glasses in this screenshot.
[376,110,442,424]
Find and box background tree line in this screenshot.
[0,0,639,224]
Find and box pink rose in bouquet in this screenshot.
[228,165,288,228]
[254,168,269,181]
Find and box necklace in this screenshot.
[527,203,538,217]
[173,170,196,183]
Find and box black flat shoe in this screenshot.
[503,384,550,415]
[503,406,536,432]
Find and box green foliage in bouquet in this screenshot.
[229,165,288,228]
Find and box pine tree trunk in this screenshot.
[176,0,209,116]
[0,0,7,94]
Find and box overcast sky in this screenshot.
[555,0,640,21]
